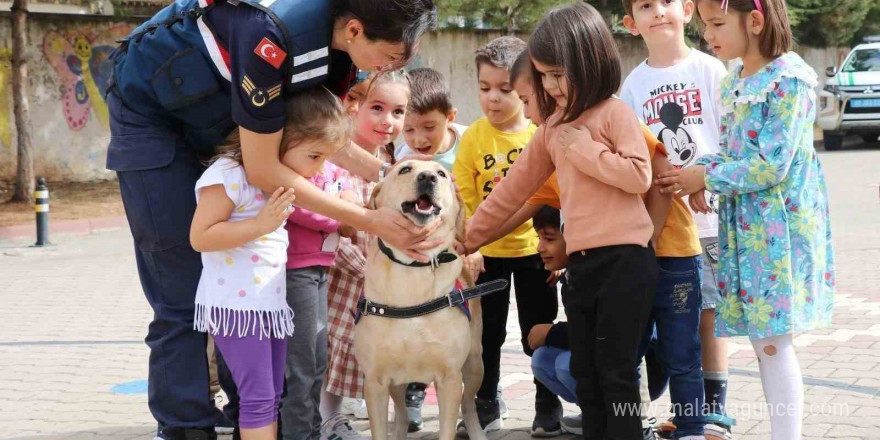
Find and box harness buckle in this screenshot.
[361,298,371,315]
[447,289,465,307]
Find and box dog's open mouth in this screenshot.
[402,195,441,218]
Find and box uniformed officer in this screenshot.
[104,1,437,439]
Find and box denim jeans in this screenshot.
[532,346,578,404]
[638,256,705,438]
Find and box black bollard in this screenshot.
[34,177,50,247]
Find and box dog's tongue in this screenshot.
[417,198,433,211]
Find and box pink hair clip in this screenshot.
[720,0,764,14]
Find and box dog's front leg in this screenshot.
[364,379,390,440]
[435,373,464,440]
[389,384,409,440]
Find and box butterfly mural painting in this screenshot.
[43,25,132,131]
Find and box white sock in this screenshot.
[751,334,803,440]
[320,389,343,421]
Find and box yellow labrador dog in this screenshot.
[353,160,488,440]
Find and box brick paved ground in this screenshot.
[1,149,878,440]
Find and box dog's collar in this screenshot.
[377,238,458,268]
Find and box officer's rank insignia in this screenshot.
[242,75,281,108]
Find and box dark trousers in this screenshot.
[477,254,559,404]
[565,245,657,440]
[638,256,705,438]
[110,92,223,435]
[280,267,329,440]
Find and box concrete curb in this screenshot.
[0,216,128,241]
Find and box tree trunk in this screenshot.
[11,0,34,203]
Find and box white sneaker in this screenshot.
[321,413,370,440]
[341,397,369,419]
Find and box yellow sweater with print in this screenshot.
[453,117,538,258]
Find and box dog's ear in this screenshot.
[368,180,383,210]
[453,183,467,245]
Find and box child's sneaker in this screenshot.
[704,413,735,440]
[340,398,368,420]
[531,398,563,437]
[497,384,509,419]
[405,383,426,432]
[456,397,503,437]
[560,414,581,436]
[320,414,369,440]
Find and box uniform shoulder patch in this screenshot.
[242,75,282,108]
[254,37,287,70]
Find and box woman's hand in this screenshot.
[255,187,296,234]
[655,165,706,196]
[366,206,443,262]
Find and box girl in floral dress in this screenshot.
[657,0,834,438]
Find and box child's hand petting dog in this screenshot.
[463,252,485,281]
[528,323,554,350]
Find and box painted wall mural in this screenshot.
[43,25,132,131]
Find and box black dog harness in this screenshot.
[353,240,509,324]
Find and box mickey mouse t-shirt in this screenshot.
[620,49,727,239]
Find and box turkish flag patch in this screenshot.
[254,37,287,70]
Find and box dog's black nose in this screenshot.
[417,171,438,184]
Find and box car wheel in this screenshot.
[823,132,843,151]
[860,133,879,143]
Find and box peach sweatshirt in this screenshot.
[468,98,654,254]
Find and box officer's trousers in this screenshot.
[109,92,228,435]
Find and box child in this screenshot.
[393,66,470,432]
[528,206,575,407]
[657,0,834,438]
[189,87,351,440]
[452,36,562,437]
[280,159,357,439]
[396,67,468,171]
[320,71,409,440]
[619,0,733,437]
[463,4,659,439]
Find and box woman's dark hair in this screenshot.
[528,2,621,125]
[532,205,561,231]
[695,0,792,58]
[332,0,438,65]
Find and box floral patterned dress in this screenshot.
[695,52,835,339]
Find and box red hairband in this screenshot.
[720,0,764,14]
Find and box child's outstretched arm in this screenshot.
[465,129,554,253]
[666,78,811,196]
[556,104,651,194]
[191,186,295,252]
[645,152,675,244]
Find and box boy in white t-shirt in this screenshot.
[619,1,732,439]
[395,67,467,172]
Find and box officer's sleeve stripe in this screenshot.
[294,47,329,67]
[197,17,232,82]
[291,65,328,84]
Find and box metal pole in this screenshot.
[34,177,49,246]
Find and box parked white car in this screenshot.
[817,42,880,150]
